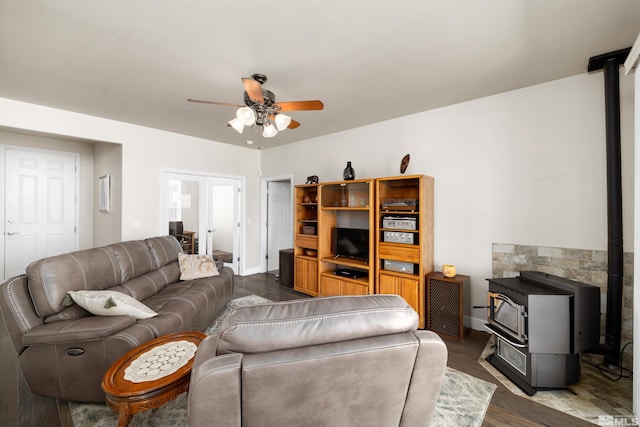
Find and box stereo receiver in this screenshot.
[383,231,415,244]
[382,216,416,230]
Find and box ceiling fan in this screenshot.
[188,73,324,138]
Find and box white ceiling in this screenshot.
[1,1,639,149]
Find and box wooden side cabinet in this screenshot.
[295,257,318,296]
[426,272,470,341]
[378,272,420,317]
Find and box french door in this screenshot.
[163,171,242,274]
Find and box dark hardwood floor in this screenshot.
[1,272,595,426]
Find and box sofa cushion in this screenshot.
[179,254,219,280]
[120,270,170,301]
[157,262,181,284]
[217,295,419,354]
[109,240,156,282]
[146,236,182,268]
[67,290,157,319]
[27,247,122,317]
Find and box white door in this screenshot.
[207,178,240,274]
[266,180,292,272]
[4,148,77,278]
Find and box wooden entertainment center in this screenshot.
[294,175,434,328]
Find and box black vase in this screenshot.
[343,161,355,180]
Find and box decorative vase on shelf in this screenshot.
[343,161,355,181]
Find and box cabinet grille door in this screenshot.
[428,278,462,339]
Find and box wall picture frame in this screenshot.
[99,175,111,212]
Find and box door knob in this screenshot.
[6,232,19,236]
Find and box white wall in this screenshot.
[94,142,122,246]
[261,71,635,327]
[0,98,263,270]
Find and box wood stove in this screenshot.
[485,271,600,395]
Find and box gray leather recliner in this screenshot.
[188,294,448,427]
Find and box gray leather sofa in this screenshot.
[188,294,448,427]
[0,235,234,402]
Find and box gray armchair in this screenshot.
[187,294,448,427]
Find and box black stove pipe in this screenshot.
[602,58,624,367]
[587,48,630,367]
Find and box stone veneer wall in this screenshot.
[492,243,633,369]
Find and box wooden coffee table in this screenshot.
[102,331,207,427]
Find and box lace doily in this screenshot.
[124,340,198,383]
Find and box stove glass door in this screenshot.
[488,292,527,342]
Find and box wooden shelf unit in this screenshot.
[375,175,434,328]
[293,175,434,329]
[293,184,319,296]
[318,179,375,296]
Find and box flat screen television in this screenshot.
[333,227,369,261]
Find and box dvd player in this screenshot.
[333,268,367,279]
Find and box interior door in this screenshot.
[266,180,292,272]
[4,148,77,279]
[207,177,240,274]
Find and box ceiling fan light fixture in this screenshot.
[262,122,278,138]
[228,118,245,134]
[274,113,292,131]
[236,106,256,126]
[190,74,325,140]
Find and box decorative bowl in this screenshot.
[442,264,457,278]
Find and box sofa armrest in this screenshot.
[188,336,242,427]
[1,275,47,354]
[22,315,136,346]
[400,330,448,426]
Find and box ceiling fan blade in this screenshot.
[187,99,242,108]
[288,119,301,129]
[242,77,264,104]
[273,100,324,111]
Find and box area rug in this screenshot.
[479,336,634,425]
[70,295,496,426]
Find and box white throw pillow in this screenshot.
[67,290,157,319]
[178,253,219,280]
